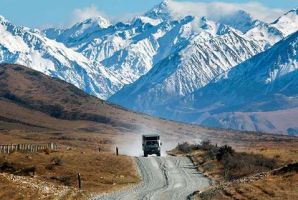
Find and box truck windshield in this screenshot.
[146,141,158,145]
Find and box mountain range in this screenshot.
[0,1,297,134]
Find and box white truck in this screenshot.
[142,134,161,157]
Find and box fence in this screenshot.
[0,143,57,154]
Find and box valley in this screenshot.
[0,1,298,199]
[0,64,298,199]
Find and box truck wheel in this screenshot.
[144,153,148,157]
[157,152,161,157]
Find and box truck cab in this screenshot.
[142,134,161,157]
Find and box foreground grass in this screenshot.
[0,149,139,200]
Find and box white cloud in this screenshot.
[71,5,108,25]
[63,1,286,28]
[166,0,285,23]
[69,5,141,26]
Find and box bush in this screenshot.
[19,166,36,176]
[44,148,50,155]
[175,140,278,181]
[201,140,213,150]
[0,162,17,173]
[177,142,200,153]
[51,157,63,166]
[220,152,277,180]
[177,142,192,153]
[216,145,235,161]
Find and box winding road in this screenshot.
[94,156,210,200]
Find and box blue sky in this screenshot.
[0,0,296,28]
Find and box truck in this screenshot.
[142,134,161,157]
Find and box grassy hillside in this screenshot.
[0,63,298,199]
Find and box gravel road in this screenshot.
[94,156,210,200]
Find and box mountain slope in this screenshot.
[245,9,298,48]
[44,2,232,87]
[41,3,297,102]
[109,29,262,114]
[171,31,298,134]
[1,1,297,106]
[0,16,122,99]
[271,8,298,36]
[1,63,286,154]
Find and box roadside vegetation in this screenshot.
[172,141,298,200]
[176,141,278,181]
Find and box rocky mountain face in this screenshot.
[109,29,263,112]
[109,5,298,135]
[173,31,298,134]
[0,1,297,134]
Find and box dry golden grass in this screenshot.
[0,149,139,194]
[172,142,298,200]
[0,172,86,200]
[203,171,298,200]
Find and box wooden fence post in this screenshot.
[116,146,119,156]
[77,173,82,189]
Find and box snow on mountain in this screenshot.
[245,8,298,49]
[101,16,199,84]
[0,16,122,99]
[245,22,284,48]
[109,29,263,112]
[45,16,111,48]
[45,5,237,87]
[172,31,298,134]
[42,2,297,103]
[271,9,298,36]
[43,1,176,85]
[144,0,172,21]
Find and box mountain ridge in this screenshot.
[0,1,298,134]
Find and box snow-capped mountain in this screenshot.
[1,1,298,134]
[245,8,298,48]
[108,4,298,134]
[44,1,250,87]
[109,29,263,112]
[271,9,298,36]
[245,22,283,48]
[144,0,172,21]
[0,16,122,99]
[45,16,111,46]
[167,31,298,134]
[44,4,173,85]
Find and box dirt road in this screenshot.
[94,156,210,200]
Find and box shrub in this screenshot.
[0,162,17,173]
[44,148,50,155]
[19,166,36,176]
[51,157,63,166]
[216,145,235,161]
[201,140,213,150]
[177,142,192,153]
[220,152,277,180]
[175,140,278,181]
